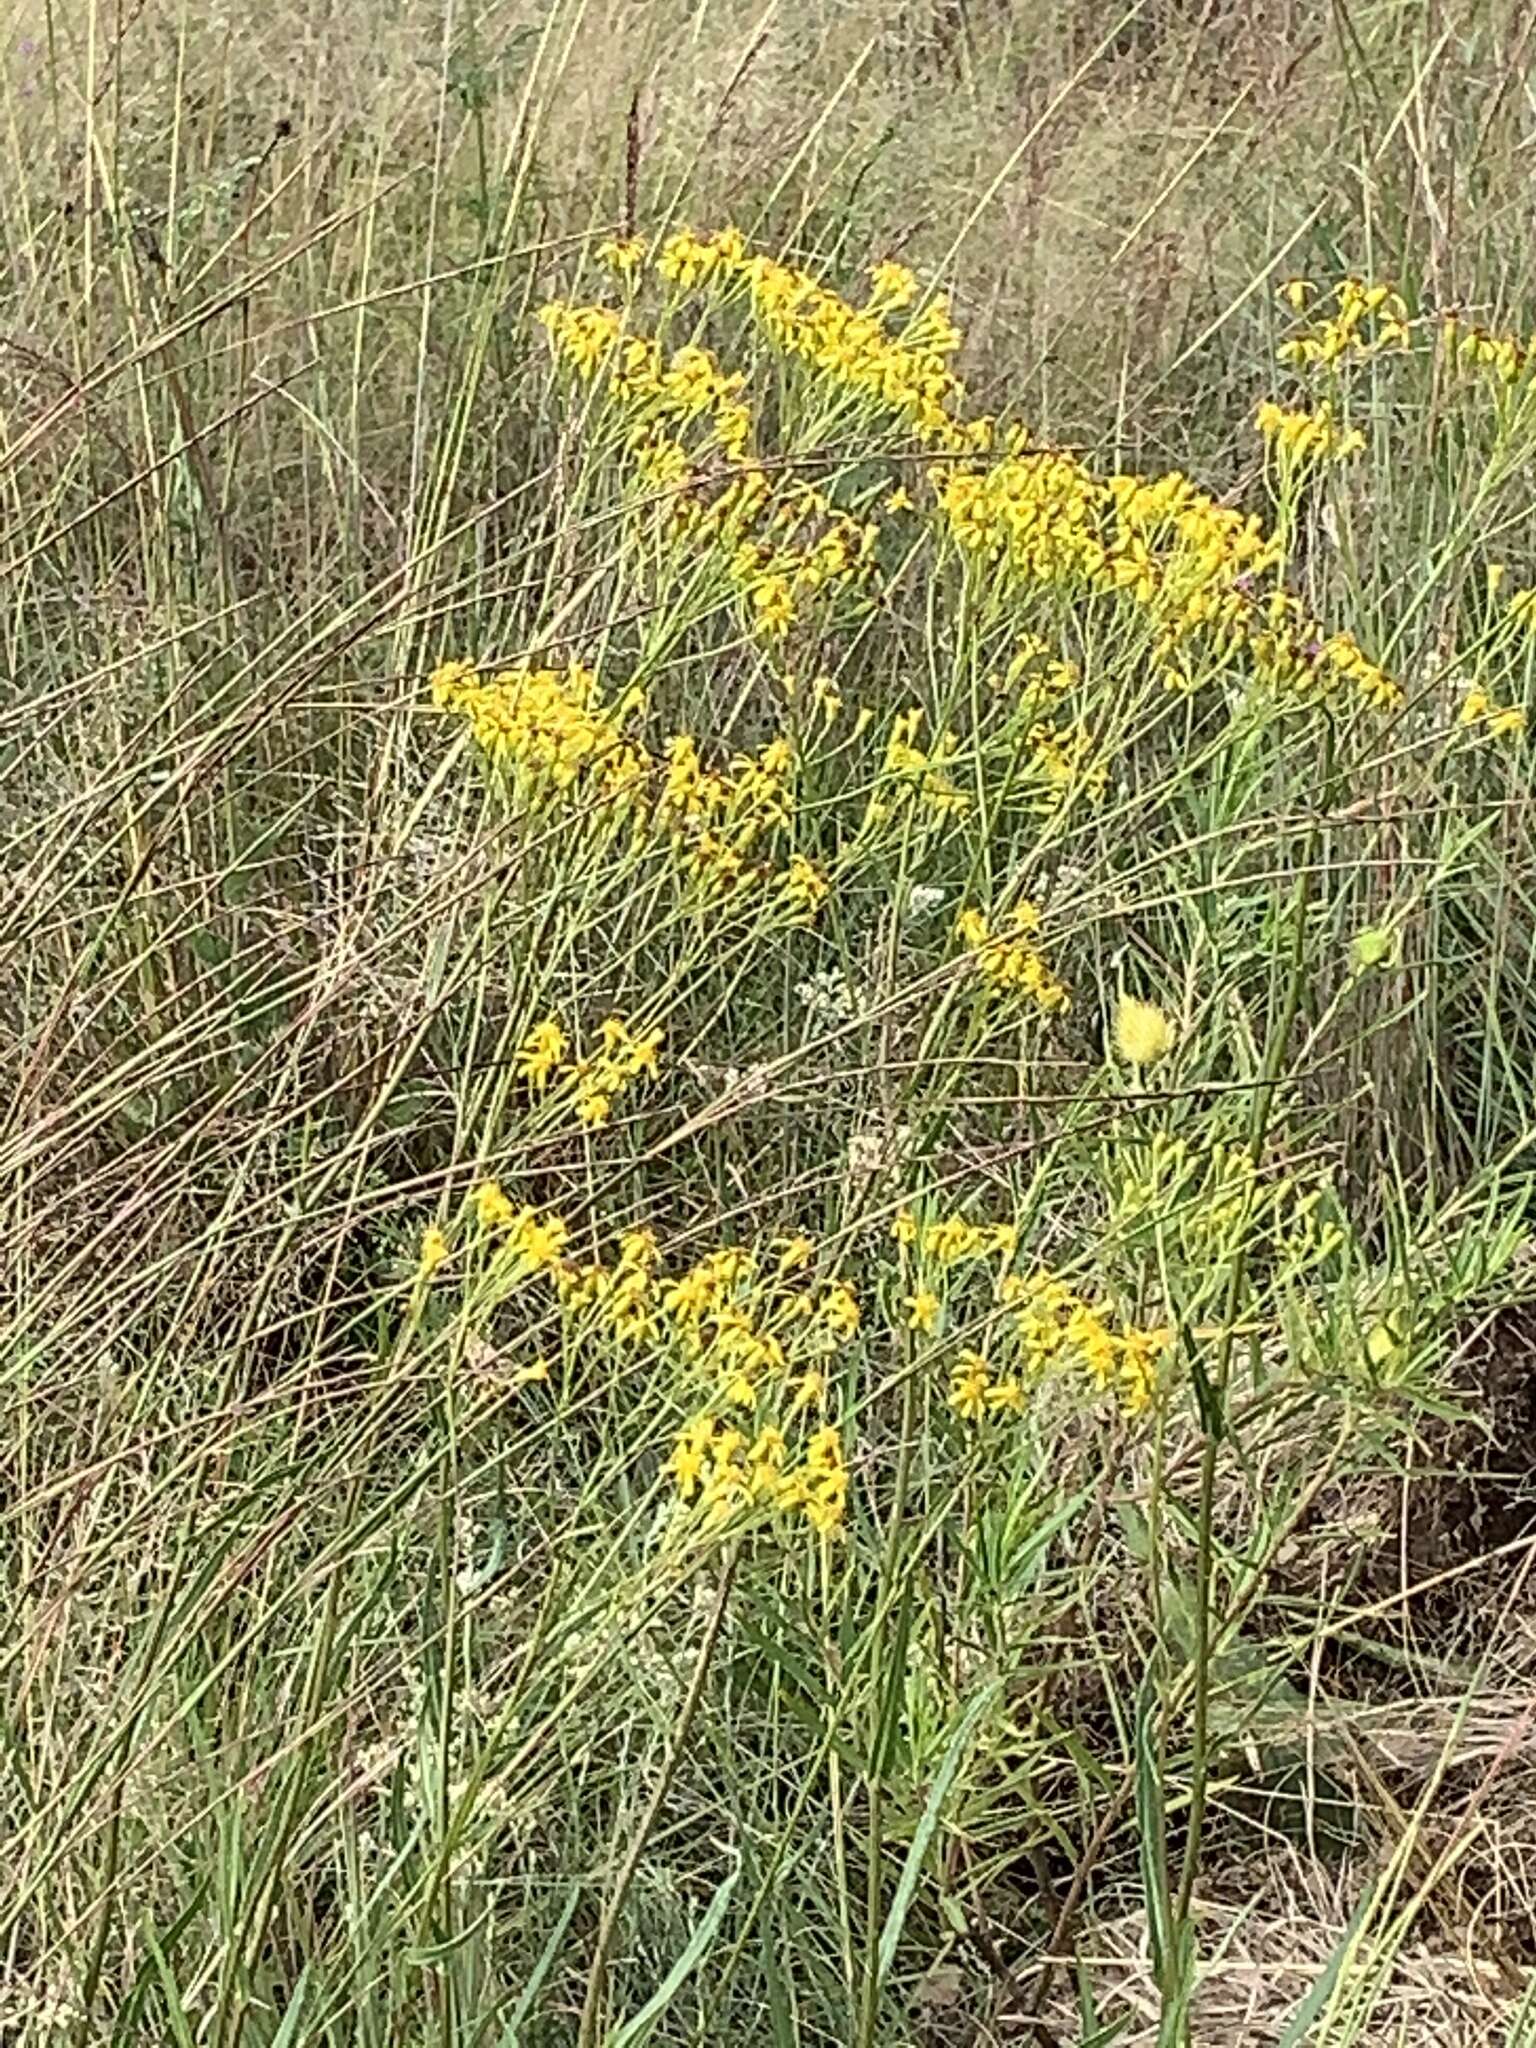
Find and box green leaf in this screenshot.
[876,1681,1001,1986]
[270,1967,313,2048]
[1272,1879,1377,2047]
[606,1864,739,2048]
[496,1884,579,2045]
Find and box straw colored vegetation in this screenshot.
[6,1,1536,2042]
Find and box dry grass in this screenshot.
[4,2,1536,2043]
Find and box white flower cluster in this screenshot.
[796,967,865,1025]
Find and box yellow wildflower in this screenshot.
[820,1284,860,1337]
[791,1368,826,1413]
[1256,398,1363,465]
[473,1180,517,1231]
[747,1427,787,1499]
[419,1224,450,1278]
[868,258,918,310]
[956,903,1069,1011]
[669,1414,716,1501]
[799,1425,849,1536]
[752,575,796,638]
[986,1221,1019,1261]
[1461,686,1527,741]
[598,234,647,280]
[1117,1327,1169,1414]
[924,1215,986,1266]
[905,1288,942,1335]
[810,676,844,728]
[618,1229,659,1270]
[575,1083,613,1128]
[1113,996,1175,1068]
[781,852,830,918]
[948,1351,992,1421]
[516,1017,567,1092]
[509,1209,570,1274]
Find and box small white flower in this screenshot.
[846,1121,912,1183]
[797,968,864,1024]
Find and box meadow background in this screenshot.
[5,1,1536,2042]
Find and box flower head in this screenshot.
[905,1287,942,1335]
[473,1180,517,1231]
[516,1017,567,1091]
[948,1350,992,1420]
[1113,995,1175,1068]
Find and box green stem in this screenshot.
[856,1355,919,2048]
[577,1551,736,2048]
[1172,722,1331,1960]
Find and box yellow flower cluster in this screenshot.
[515,1017,567,1090]
[891,1203,1171,1419]
[1025,717,1107,811]
[781,851,830,917]
[1459,686,1527,742]
[430,659,829,910]
[430,659,645,801]
[653,222,748,289]
[1256,398,1364,465]
[538,296,879,641]
[1112,1133,1343,1270]
[947,1349,1027,1420]
[1312,630,1401,710]
[653,729,803,892]
[1440,312,1536,392]
[552,1223,852,1535]
[893,1207,1019,1265]
[538,303,754,460]
[1277,278,1410,365]
[992,634,1080,700]
[649,226,981,448]
[471,1182,573,1272]
[870,705,969,820]
[936,443,1401,708]
[553,1225,668,1342]
[437,1191,862,1536]
[433,1173,1181,1543]
[544,246,1406,716]
[459,1195,842,1411]
[597,234,647,281]
[668,1414,848,1535]
[937,447,1107,589]
[954,903,1070,1011]
[1005,1270,1171,1414]
[722,500,879,642]
[579,1016,661,1126]
[490,1014,668,1130]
